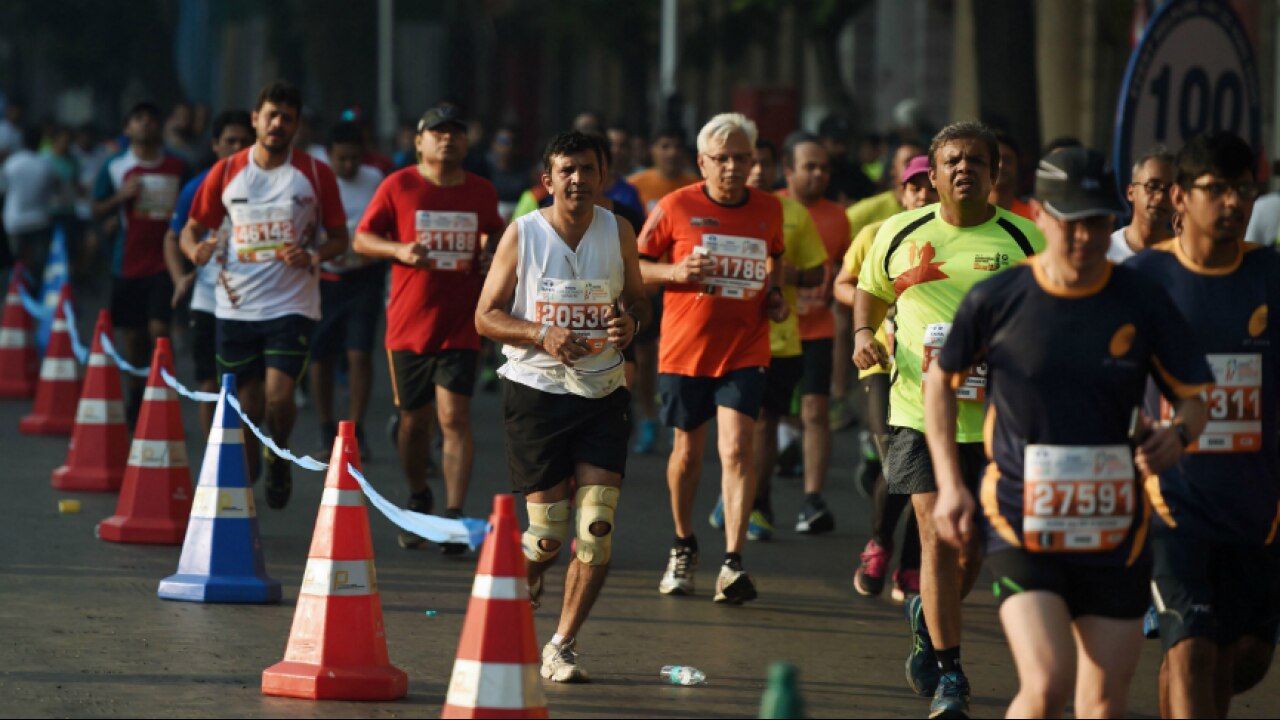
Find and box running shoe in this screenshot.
[659,546,698,595]
[853,539,890,597]
[747,509,774,541]
[929,670,971,719]
[891,568,921,603]
[632,419,659,455]
[795,494,835,534]
[540,638,589,683]
[398,487,434,550]
[1143,605,1160,639]
[264,448,292,510]
[708,496,725,530]
[439,508,468,556]
[714,561,758,604]
[905,594,941,696]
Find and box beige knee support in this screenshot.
[574,485,619,566]
[523,498,571,563]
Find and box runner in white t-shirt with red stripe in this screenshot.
[179,81,349,510]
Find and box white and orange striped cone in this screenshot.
[261,421,406,699]
[97,337,192,544]
[19,284,81,434]
[52,310,130,491]
[442,495,547,719]
[0,266,38,398]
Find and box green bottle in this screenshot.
[759,662,804,719]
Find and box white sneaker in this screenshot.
[713,563,758,604]
[659,546,698,595]
[540,639,589,683]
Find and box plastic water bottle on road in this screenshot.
[661,665,706,685]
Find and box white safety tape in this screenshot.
[60,300,88,365]
[157,364,487,549]
[100,333,150,378]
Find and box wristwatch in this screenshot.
[1174,422,1193,448]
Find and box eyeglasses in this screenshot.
[1186,181,1260,201]
[1128,180,1169,195]
[703,152,754,166]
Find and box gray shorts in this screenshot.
[884,426,987,495]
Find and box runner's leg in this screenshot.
[999,592,1075,719]
[398,404,434,496]
[264,367,297,446]
[913,491,982,650]
[554,463,621,639]
[310,357,336,429]
[718,406,757,555]
[239,373,266,481]
[1160,638,1219,718]
[435,386,473,511]
[1072,615,1143,719]
[669,425,708,539]
[800,394,829,495]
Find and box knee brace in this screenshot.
[574,485,620,566]
[522,498,571,563]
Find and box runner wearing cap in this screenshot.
[476,130,650,682]
[639,113,787,604]
[834,154,935,601]
[780,131,851,534]
[93,101,189,423]
[164,109,254,436]
[1126,133,1280,719]
[354,102,506,552]
[1110,146,1175,262]
[928,146,1211,719]
[308,121,385,458]
[181,81,349,510]
[855,122,1044,715]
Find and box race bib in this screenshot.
[230,202,296,263]
[697,234,768,300]
[1023,444,1136,553]
[415,211,478,271]
[535,278,614,354]
[921,322,985,401]
[135,174,179,220]
[1160,353,1262,453]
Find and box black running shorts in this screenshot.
[884,426,986,495]
[987,549,1151,620]
[503,380,630,494]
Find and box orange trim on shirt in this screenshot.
[1030,255,1112,298]
[945,370,967,391]
[1170,237,1244,276]
[1126,491,1153,568]
[386,349,401,408]
[1150,355,1212,400]
[1265,502,1280,545]
[983,404,996,461]
[981,462,1021,549]
[1144,474,1177,528]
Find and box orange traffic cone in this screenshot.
[52,310,129,491]
[0,267,38,398]
[442,495,547,719]
[262,421,408,700]
[97,337,192,544]
[19,285,81,434]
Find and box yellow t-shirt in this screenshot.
[770,196,828,358]
[846,190,902,239]
[843,220,893,379]
[858,203,1045,441]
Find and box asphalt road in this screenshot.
[1,293,1277,718]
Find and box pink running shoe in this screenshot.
[891,568,921,603]
[853,539,891,596]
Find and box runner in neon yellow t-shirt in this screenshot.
[852,122,1044,719]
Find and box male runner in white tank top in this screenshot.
[477,131,651,683]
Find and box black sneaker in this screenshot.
[439,508,468,555]
[354,423,372,463]
[795,494,835,534]
[929,671,971,719]
[713,559,758,604]
[264,448,293,510]
[398,487,434,549]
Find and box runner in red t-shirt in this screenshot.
[639,114,787,604]
[354,103,505,552]
[778,132,853,534]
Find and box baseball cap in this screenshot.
[901,155,931,186]
[417,103,465,133]
[1035,146,1125,220]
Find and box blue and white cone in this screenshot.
[158,373,282,603]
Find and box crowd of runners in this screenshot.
[3,79,1279,719]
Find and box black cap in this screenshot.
[1035,147,1125,220]
[417,103,465,133]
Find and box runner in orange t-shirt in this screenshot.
[777,132,852,534]
[639,114,787,605]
